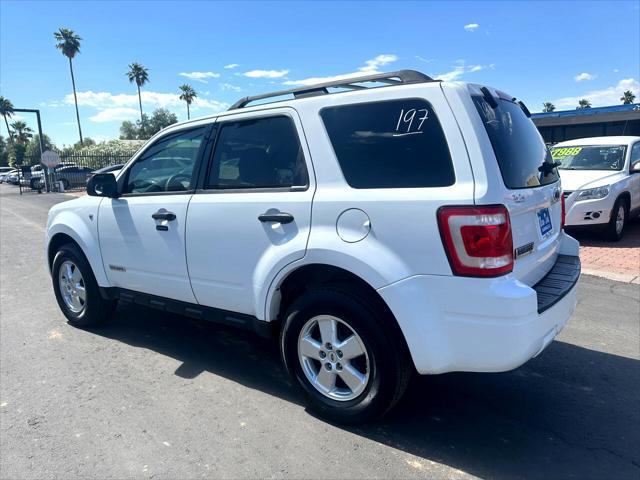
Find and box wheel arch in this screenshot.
[266,263,412,363]
[47,219,109,286]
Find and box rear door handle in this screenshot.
[258,212,294,224]
[152,209,176,221]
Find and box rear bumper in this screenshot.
[378,232,580,374]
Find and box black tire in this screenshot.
[280,289,412,424]
[604,197,627,241]
[61,178,70,190]
[29,178,39,189]
[51,243,116,327]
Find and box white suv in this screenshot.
[46,70,580,423]
[551,136,640,241]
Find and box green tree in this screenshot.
[119,108,177,140]
[620,90,636,104]
[127,62,149,125]
[148,108,177,134]
[25,134,55,160]
[0,96,15,143]
[178,84,197,119]
[542,102,556,113]
[54,28,83,144]
[8,143,26,167]
[576,98,591,110]
[119,120,138,140]
[10,120,33,144]
[0,135,8,167]
[73,137,94,149]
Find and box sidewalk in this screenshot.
[569,219,640,284]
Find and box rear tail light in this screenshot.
[561,194,566,229]
[437,205,514,277]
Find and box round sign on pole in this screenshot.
[41,150,61,169]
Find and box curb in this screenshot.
[582,268,639,284]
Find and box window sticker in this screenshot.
[551,147,582,158]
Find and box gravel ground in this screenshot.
[1,184,639,480]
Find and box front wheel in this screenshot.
[280,289,411,424]
[51,243,116,327]
[604,199,627,241]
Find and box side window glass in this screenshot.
[631,143,640,164]
[125,127,206,194]
[207,116,308,189]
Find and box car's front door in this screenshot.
[185,109,315,316]
[98,125,210,303]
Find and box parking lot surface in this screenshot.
[1,184,639,480]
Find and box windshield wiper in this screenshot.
[538,161,561,175]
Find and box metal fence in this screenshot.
[14,154,132,193]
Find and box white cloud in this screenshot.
[282,54,398,86]
[89,107,139,123]
[574,72,596,82]
[178,71,220,83]
[464,23,479,32]
[434,62,492,82]
[613,68,620,73]
[360,54,397,73]
[415,55,433,64]
[551,78,639,109]
[244,69,289,78]
[221,83,242,92]
[65,90,229,122]
[224,64,239,69]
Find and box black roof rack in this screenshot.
[228,69,436,110]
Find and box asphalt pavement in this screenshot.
[1,184,639,480]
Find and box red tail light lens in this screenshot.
[437,205,514,277]
[561,194,566,229]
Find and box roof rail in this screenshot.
[228,69,436,110]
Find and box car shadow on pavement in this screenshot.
[568,217,640,249]
[93,302,640,479]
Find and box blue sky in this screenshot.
[1,0,639,146]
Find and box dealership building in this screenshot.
[531,104,640,143]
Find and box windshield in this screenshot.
[550,145,626,171]
[472,95,559,189]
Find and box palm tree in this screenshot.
[178,84,197,119]
[620,90,636,104]
[55,28,83,144]
[0,96,15,143]
[127,63,149,124]
[10,121,33,145]
[542,102,556,113]
[576,99,591,110]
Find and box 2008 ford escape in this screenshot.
[46,70,580,423]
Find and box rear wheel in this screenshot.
[604,198,627,241]
[280,289,411,424]
[51,243,116,327]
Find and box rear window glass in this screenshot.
[472,95,559,189]
[320,99,455,189]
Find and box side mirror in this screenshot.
[631,161,640,173]
[87,173,119,197]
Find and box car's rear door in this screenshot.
[185,108,315,316]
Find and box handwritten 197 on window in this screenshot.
[395,108,429,136]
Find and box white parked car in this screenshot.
[551,136,640,241]
[46,70,580,423]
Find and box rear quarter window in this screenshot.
[320,98,455,189]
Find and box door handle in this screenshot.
[258,212,294,224]
[152,209,176,221]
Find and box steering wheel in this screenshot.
[165,172,192,191]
